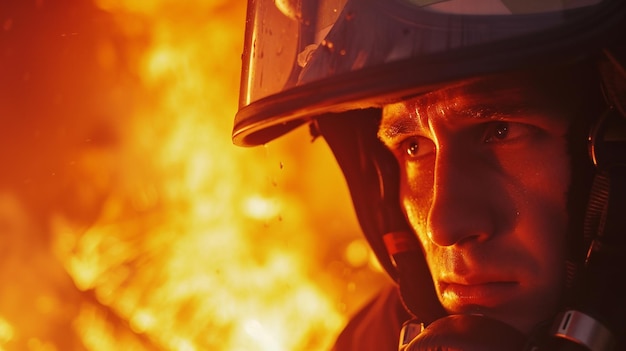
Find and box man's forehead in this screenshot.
[382,77,531,123]
[384,75,539,116]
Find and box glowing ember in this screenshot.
[0,1,387,350]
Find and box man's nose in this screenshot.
[426,143,502,247]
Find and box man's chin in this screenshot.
[442,305,548,336]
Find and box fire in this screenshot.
[0,1,387,350]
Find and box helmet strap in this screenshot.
[546,105,626,349]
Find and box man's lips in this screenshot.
[439,280,519,309]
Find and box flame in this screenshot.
[0,1,387,350]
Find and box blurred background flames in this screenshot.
[0,0,388,350]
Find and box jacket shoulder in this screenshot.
[332,284,410,351]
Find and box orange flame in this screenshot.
[0,1,387,350]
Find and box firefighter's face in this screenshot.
[378,75,571,334]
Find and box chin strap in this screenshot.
[527,50,626,351]
[383,231,446,324]
[535,106,626,351]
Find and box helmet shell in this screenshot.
[233,0,626,146]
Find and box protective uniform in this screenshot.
[233,0,626,349]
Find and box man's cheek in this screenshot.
[401,196,430,238]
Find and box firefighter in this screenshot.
[232,0,626,350]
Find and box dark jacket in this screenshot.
[332,284,410,351]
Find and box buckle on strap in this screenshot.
[399,320,424,350]
[551,310,615,351]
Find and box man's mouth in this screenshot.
[439,280,519,310]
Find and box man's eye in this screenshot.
[482,121,532,144]
[400,136,435,159]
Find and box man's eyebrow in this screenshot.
[456,104,530,120]
[378,114,422,143]
[379,101,532,143]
